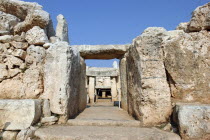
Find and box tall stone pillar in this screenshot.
[120,57,128,111]
[88,77,95,104]
[111,77,118,101]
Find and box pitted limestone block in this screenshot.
[0,0,50,34]
[75,44,130,59]
[25,26,49,45]
[0,99,41,130]
[174,103,210,140]
[56,14,69,43]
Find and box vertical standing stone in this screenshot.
[102,91,106,98]
[56,14,69,43]
[126,27,171,126]
[120,57,128,111]
[88,77,95,104]
[111,77,118,101]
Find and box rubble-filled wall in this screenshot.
[0,0,87,139]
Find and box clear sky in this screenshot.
[26,0,209,67]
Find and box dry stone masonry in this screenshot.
[0,0,209,140]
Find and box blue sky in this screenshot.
[27,0,208,67]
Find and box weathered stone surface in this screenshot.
[25,26,49,45]
[176,22,189,32]
[1,131,18,140]
[126,27,171,126]
[16,126,37,140]
[42,42,86,121]
[56,14,69,43]
[86,67,119,77]
[163,30,210,103]
[78,57,87,112]
[120,56,128,111]
[88,77,95,104]
[41,116,58,124]
[188,2,210,32]
[23,66,44,99]
[49,36,60,43]
[12,49,26,60]
[10,41,28,50]
[5,55,23,69]
[173,103,210,140]
[111,77,118,101]
[43,100,51,117]
[13,32,26,42]
[0,11,20,33]
[0,75,24,99]
[35,126,181,140]
[0,35,13,43]
[75,44,130,59]
[0,0,50,34]
[0,99,41,130]
[25,45,46,64]
[95,77,111,88]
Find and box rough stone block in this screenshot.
[0,99,42,130]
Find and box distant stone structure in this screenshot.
[86,63,120,104]
[0,0,209,140]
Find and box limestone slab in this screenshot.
[174,103,210,140]
[74,44,130,59]
[0,99,41,130]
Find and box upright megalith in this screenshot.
[56,14,69,43]
[43,41,86,122]
[126,27,172,126]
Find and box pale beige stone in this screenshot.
[126,27,171,126]
[75,44,130,59]
[23,67,44,99]
[88,77,95,104]
[0,0,50,34]
[111,77,118,101]
[12,49,26,60]
[0,100,41,130]
[2,131,18,140]
[0,11,20,34]
[16,126,37,140]
[0,35,13,43]
[56,14,69,43]
[188,3,210,32]
[5,55,23,69]
[25,26,49,45]
[41,116,58,124]
[25,45,46,64]
[43,100,51,117]
[10,41,28,50]
[119,56,128,111]
[42,42,86,121]
[174,103,210,140]
[163,30,210,103]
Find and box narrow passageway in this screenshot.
[68,101,140,127]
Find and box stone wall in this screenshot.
[122,3,210,138]
[0,0,87,139]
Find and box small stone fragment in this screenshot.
[10,41,28,50]
[0,35,13,43]
[12,49,26,60]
